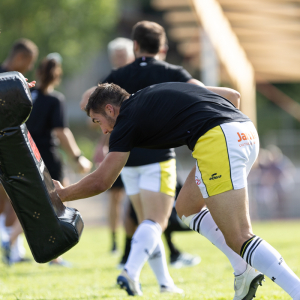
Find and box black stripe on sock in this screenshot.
[192,209,209,231]
[192,212,203,231]
[240,235,257,258]
[246,237,261,265]
[249,238,263,266]
[196,209,209,233]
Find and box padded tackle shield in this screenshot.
[0,72,84,263]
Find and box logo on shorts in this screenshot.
[209,173,222,180]
[195,177,201,186]
[237,131,257,142]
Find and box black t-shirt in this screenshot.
[109,82,250,152]
[26,88,67,152]
[103,57,192,166]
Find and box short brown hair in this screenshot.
[131,21,166,54]
[8,38,39,59]
[37,57,62,93]
[86,83,130,116]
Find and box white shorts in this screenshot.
[192,121,259,198]
[121,159,177,197]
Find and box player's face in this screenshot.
[90,111,115,135]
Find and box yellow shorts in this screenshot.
[192,121,259,198]
[121,159,177,197]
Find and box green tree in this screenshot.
[0,0,119,75]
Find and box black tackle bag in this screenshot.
[0,71,84,263]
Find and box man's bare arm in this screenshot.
[187,78,205,87]
[205,86,241,108]
[187,79,240,109]
[53,151,129,202]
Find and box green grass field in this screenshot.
[1,221,300,300]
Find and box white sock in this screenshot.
[124,220,162,282]
[183,208,247,275]
[10,235,25,262]
[241,236,300,298]
[148,238,174,287]
[0,215,10,242]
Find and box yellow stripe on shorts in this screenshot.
[159,159,177,197]
[192,126,233,197]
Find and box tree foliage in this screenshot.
[0,0,119,75]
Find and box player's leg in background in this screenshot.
[0,185,26,265]
[138,189,181,292]
[108,178,125,253]
[118,201,137,269]
[118,162,183,295]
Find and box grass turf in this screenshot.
[0,221,300,299]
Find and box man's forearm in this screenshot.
[59,171,106,202]
[55,151,129,202]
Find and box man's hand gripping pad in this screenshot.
[0,72,84,263]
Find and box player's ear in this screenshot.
[105,104,114,116]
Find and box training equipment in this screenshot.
[233,265,264,300]
[117,269,143,296]
[0,71,84,263]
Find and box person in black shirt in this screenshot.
[55,82,300,300]
[0,38,38,264]
[103,23,200,272]
[27,54,92,184]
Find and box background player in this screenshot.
[0,38,39,264]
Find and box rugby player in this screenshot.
[54,81,300,299]
[102,21,201,283]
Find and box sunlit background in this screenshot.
[1,0,300,223]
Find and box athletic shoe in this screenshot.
[117,269,143,296]
[233,265,264,300]
[1,240,11,265]
[160,285,184,294]
[170,252,201,269]
[49,258,72,267]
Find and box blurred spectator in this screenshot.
[107,37,135,70]
[249,145,295,219]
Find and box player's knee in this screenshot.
[224,232,254,254]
